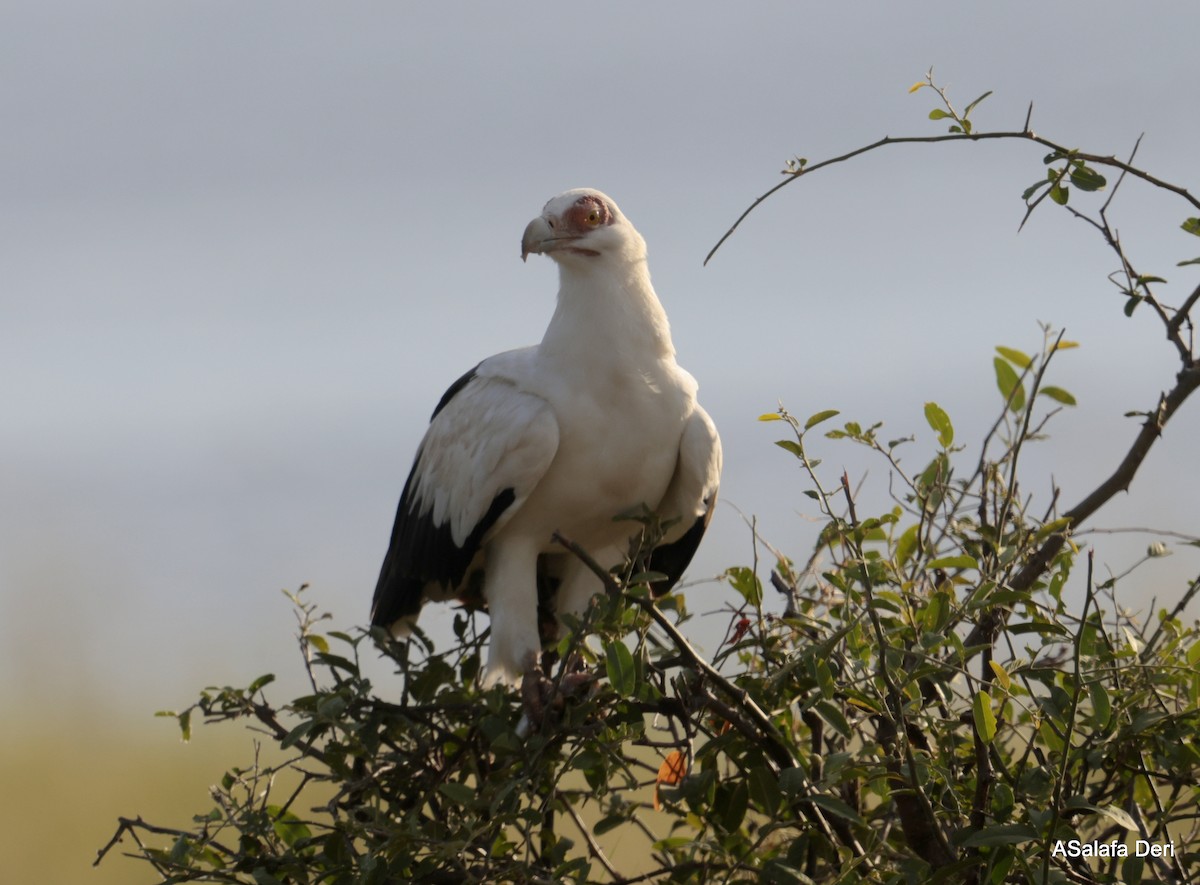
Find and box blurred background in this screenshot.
[4,3,1199,881]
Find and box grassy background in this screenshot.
[5,716,260,884]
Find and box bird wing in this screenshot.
[648,404,722,595]
[371,358,560,629]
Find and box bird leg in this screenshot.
[520,651,551,728]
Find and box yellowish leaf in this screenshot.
[988,660,1011,691]
[846,696,881,714]
[908,81,927,93]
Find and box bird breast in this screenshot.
[506,360,692,550]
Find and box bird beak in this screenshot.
[521,216,554,262]
[521,215,581,262]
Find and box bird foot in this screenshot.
[517,652,596,735]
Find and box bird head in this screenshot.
[520,189,646,265]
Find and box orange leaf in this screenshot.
[653,751,688,811]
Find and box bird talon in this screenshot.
[518,652,600,733]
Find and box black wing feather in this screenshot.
[370,366,513,628]
[647,494,717,598]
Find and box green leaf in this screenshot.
[927,554,978,571]
[1038,385,1076,406]
[1124,856,1146,885]
[924,401,954,448]
[1177,256,1200,267]
[1186,640,1200,668]
[1096,804,1138,830]
[718,781,749,833]
[895,524,921,567]
[267,806,312,848]
[917,453,951,512]
[963,90,993,118]
[989,849,1015,885]
[928,108,951,120]
[813,699,852,739]
[960,823,1038,847]
[252,868,284,885]
[305,634,329,654]
[725,566,763,608]
[280,720,315,750]
[604,640,637,695]
[748,765,781,814]
[1036,516,1073,539]
[923,589,951,633]
[989,660,1011,691]
[760,861,809,884]
[1181,217,1200,237]
[807,793,866,826]
[594,814,628,836]
[804,408,840,430]
[1089,680,1112,729]
[993,357,1026,412]
[1049,182,1069,205]
[1069,165,1107,192]
[1010,621,1068,637]
[758,412,782,422]
[973,690,997,743]
[178,708,192,742]
[437,782,477,807]
[1022,179,1050,202]
[774,439,804,458]
[994,345,1032,369]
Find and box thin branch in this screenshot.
[705,128,1200,265]
[95,815,237,870]
[559,792,626,882]
[1167,280,1200,340]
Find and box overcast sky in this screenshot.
[4,2,1199,721]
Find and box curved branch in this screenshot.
[705,128,1200,265]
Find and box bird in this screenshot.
[370,188,721,686]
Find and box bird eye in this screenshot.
[586,210,600,225]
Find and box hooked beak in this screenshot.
[521,216,560,262]
[521,215,590,262]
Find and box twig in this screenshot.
[705,128,1200,265]
[559,792,625,881]
[95,815,237,870]
[1167,280,1200,341]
